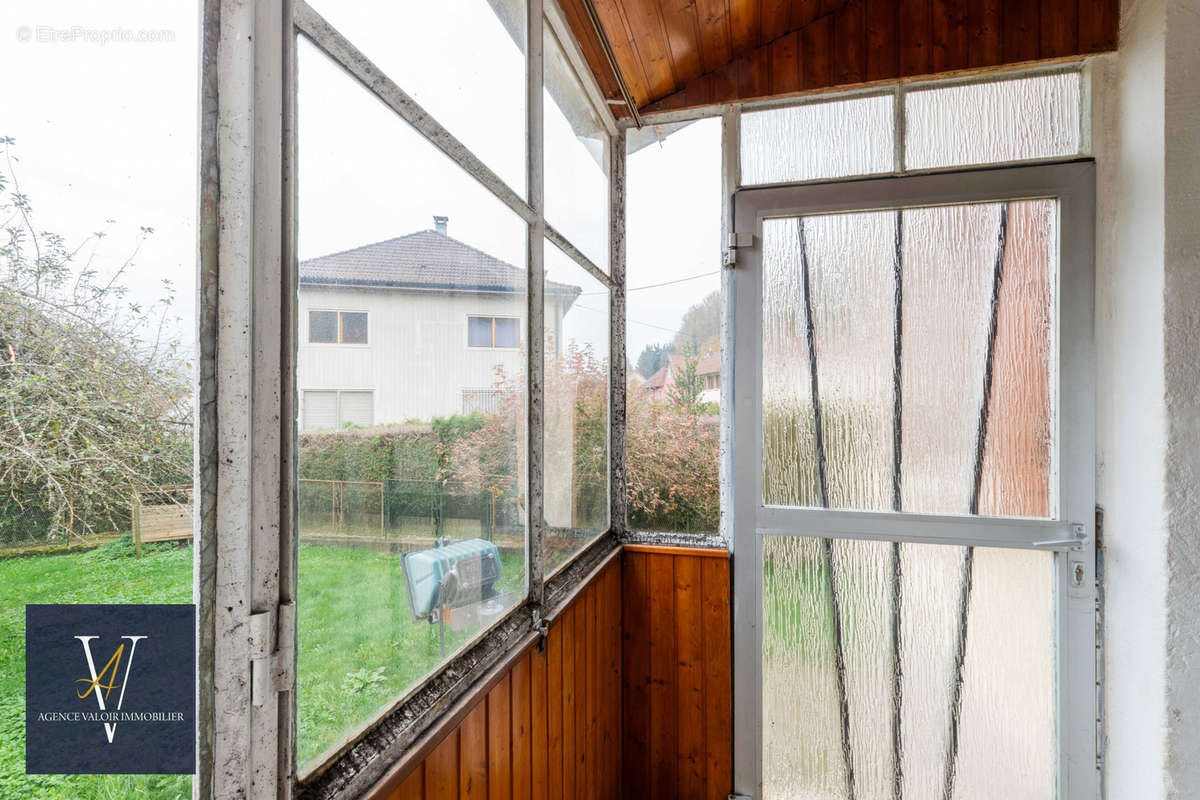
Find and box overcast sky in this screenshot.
[1,0,720,366]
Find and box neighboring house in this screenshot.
[643,351,721,406]
[298,217,580,430]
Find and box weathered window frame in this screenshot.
[197,0,624,797]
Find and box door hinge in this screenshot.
[724,232,754,267]
[250,602,296,707]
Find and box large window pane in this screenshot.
[905,73,1081,170]
[306,0,527,196]
[544,22,609,271]
[543,241,609,575]
[0,1,197,797]
[625,119,722,534]
[297,40,528,771]
[762,536,1055,800]
[741,94,895,185]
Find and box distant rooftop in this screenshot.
[299,221,580,300]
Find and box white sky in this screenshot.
[1,0,721,366]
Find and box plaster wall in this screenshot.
[1093,0,1200,796]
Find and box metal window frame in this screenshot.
[729,161,1097,800]
[198,0,624,796]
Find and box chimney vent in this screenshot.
[433,215,449,235]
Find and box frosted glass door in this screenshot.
[732,165,1096,800]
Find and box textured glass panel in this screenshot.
[763,202,1056,517]
[306,0,527,195]
[309,309,338,343]
[741,95,895,185]
[905,73,1081,170]
[544,23,609,271]
[762,536,1055,800]
[624,118,722,535]
[543,240,609,574]
[340,311,368,344]
[297,41,528,771]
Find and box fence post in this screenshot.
[132,491,142,558]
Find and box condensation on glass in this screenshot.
[740,94,895,185]
[761,536,1056,800]
[544,21,609,271]
[295,39,529,771]
[305,0,528,195]
[905,73,1081,170]
[543,240,609,575]
[761,200,1057,519]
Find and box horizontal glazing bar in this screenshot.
[293,0,537,226]
[757,505,1074,550]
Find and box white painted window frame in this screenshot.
[465,313,522,350]
[306,308,369,346]
[728,162,1097,800]
[197,0,624,797]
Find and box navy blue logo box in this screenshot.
[25,604,195,774]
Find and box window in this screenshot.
[302,390,374,430]
[467,315,520,348]
[309,309,368,344]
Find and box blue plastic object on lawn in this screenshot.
[402,537,502,621]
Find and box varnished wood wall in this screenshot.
[559,0,1119,114]
[376,557,623,800]
[622,546,732,800]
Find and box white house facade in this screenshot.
[297,217,580,430]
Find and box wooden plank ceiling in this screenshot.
[558,0,1119,116]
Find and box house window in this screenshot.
[309,309,368,344]
[301,390,374,430]
[467,315,520,348]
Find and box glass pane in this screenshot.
[306,0,527,196]
[0,1,197,796]
[310,309,338,342]
[741,95,895,185]
[762,536,1055,800]
[340,311,368,344]
[905,73,1081,170]
[494,317,520,348]
[297,40,528,771]
[543,240,609,575]
[468,316,494,347]
[625,119,722,535]
[544,22,609,271]
[761,201,1056,518]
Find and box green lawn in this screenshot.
[0,539,527,798]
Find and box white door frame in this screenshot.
[729,161,1097,799]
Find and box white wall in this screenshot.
[298,286,526,425]
[1093,0,1200,796]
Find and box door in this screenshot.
[731,163,1096,800]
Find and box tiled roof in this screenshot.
[642,350,720,390]
[299,229,580,298]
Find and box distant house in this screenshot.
[298,216,581,430]
[643,351,721,406]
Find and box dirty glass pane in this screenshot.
[761,201,1056,518]
[544,22,609,271]
[0,0,198,796]
[309,309,338,342]
[296,40,528,772]
[762,536,1056,800]
[905,73,1081,170]
[543,240,609,575]
[625,118,722,534]
[741,94,895,185]
[306,0,528,196]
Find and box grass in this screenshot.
[0,538,527,797]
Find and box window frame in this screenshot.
[306,308,370,346]
[300,388,375,430]
[465,314,522,350]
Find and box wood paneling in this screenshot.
[622,548,732,800]
[371,556,624,800]
[557,0,1118,115]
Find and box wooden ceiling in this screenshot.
[557,0,1119,117]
